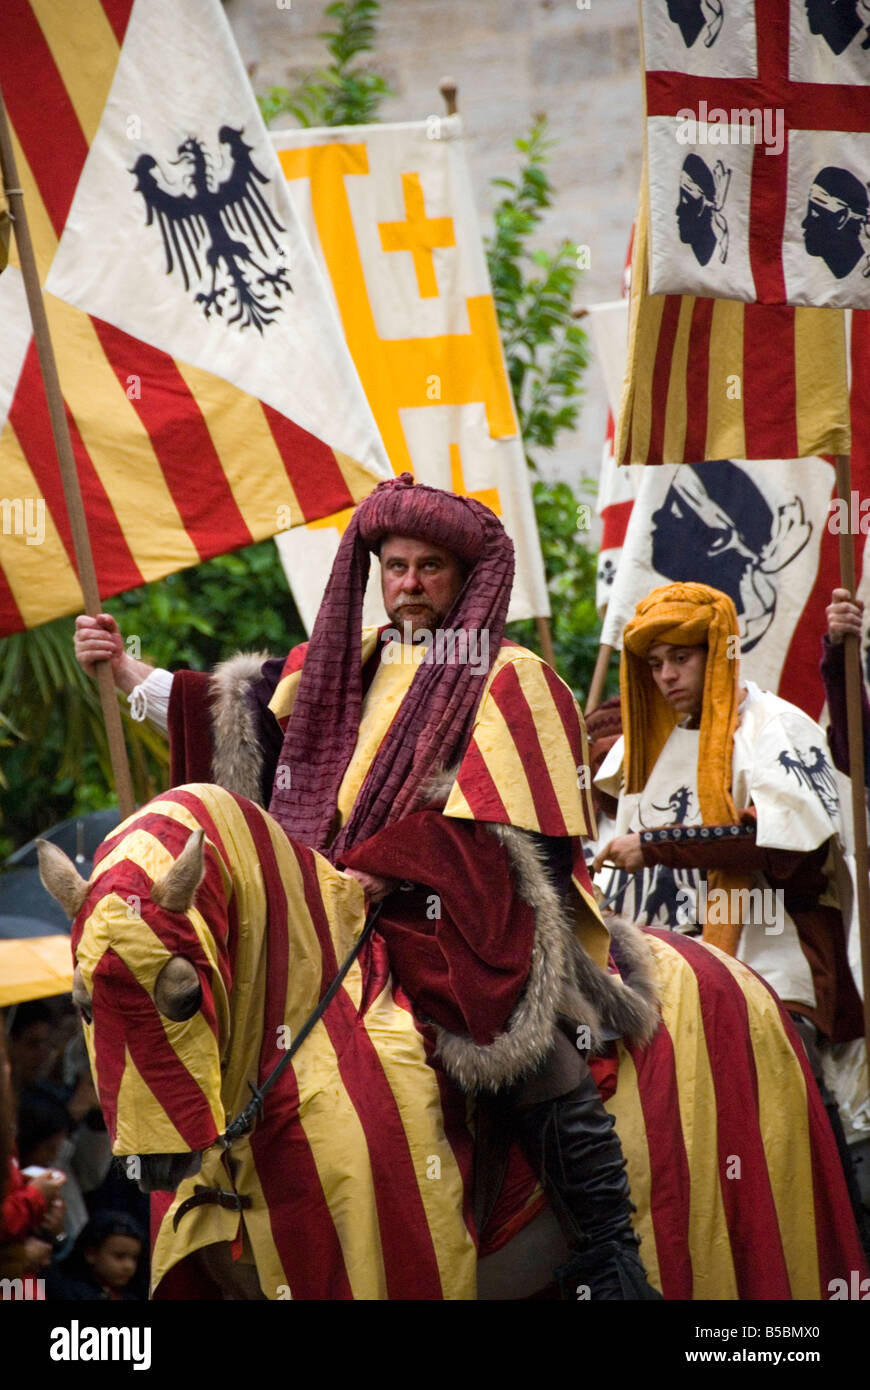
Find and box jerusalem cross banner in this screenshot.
[0,0,389,636]
[270,118,549,630]
[642,0,870,309]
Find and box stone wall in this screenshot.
[225,0,644,488]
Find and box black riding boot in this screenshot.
[512,1044,661,1301]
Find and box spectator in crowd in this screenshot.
[45,1210,145,1301]
[7,1000,59,1092]
[0,1054,66,1291]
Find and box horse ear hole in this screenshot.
[154,955,202,1021]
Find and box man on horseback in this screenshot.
[74,473,660,1299]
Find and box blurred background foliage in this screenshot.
[257,0,393,128]
[0,0,606,857]
[0,547,305,858]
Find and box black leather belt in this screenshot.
[173,1184,252,1231]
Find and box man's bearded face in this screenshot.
[380,534,466,634]
[646,642,708,721]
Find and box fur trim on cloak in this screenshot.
[203,668,662,1093]
[209,652,270,805]
[415,767,661,1093]
[433,821,660,1092]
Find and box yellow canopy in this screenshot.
[0,935,74,1007]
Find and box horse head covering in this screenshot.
[621,582,745,954]
[269,472,515,859]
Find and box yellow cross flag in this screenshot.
[270,118,549,630]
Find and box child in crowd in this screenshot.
[45,1211,145,1301]
[0,1050,66,1292]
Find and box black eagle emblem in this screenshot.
[778,745,840,819]
[131,126,291,333]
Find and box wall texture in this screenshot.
[225,0,644,488]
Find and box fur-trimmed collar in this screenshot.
[432,820,660,1093]
[210,652,271,804]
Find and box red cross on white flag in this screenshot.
[642,0,870,309]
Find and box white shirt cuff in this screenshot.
[127,668,173,733]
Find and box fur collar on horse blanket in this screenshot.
[42,786,868,1300]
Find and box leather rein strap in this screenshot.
[173,1183,252,1232]
[219,900,383,1151]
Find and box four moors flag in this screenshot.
[599,451,865,720]
[0,0,390,636]
[270,118,549,629]
[642,0,870,309]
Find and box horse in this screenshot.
[39,783,867,1300]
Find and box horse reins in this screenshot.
[220,899,383,1149]
[173,902,383,1231]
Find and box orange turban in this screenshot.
[620,582,746,954]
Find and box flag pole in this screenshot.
[586,642,614,715]
[438,76,458,116]
[834,455,870,1072]
[0,84,135,820]
[438,76,559,674]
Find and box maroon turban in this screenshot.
[269,473,515,859]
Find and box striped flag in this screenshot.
[269,118,549,630]
[603,310,870,720]
[615,190,851,466]
[0,0,390,637]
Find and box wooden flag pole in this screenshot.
[0,85,135,820]
[535,616,556,669]
[834,456,870,1073]
[438,76,458,116]
[437,75,558,674]
[586,642,614,715]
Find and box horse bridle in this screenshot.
[220,899,383,1148]
[173,901,383,1231]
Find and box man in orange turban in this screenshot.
[593,581,861,1026]
[592,581,868,1247]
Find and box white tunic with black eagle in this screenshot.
[592,681,849,1013]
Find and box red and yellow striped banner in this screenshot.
[615,190,851,466]
[0,0,386,636]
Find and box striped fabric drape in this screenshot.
[615,931,866,1300]
[615,192,851,466]
[70,784,867,1300]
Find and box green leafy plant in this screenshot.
[0,541,305,856]
[258,0,392,129]
[486,120,603,700]
[486,119,589,459]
